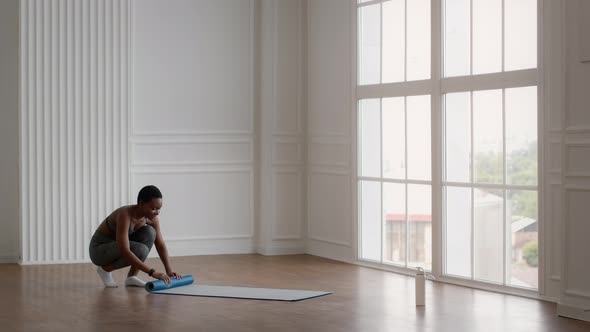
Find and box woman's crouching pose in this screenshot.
[89,185,182,287]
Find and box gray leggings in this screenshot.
[89,225,156,270]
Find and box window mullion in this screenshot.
[404,0,407,82]
[431,0,443,278]
[380,100,384,263]
[470,90,475,281]
[502,88,507,286]
[404,97,409,268]
[469,0,473,75]
[440,68,538,94]
[379,0,384,265]
[501,0,505,72]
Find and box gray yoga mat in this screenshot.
[149,284,332,302]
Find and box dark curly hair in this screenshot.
[137,185,162,205]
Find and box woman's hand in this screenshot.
[152,271,171,285]
[167,272,182,279]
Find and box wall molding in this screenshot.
[132,161,253,168]
[271,169,302,240]
[547,183,563,279]
[308,141,350,168]
[130,0,256,138]
[131,167,254,175]
[131,167,255,242]
[564,143,590,176]
[564,289,590,300]
[131,138,254,167]
[133,130,254,137]
[167,234,252,242]
[164,238,255,257]
[309,168,351,176]
[309,236,351,247]
[309,136,351,144]
[20,259,90,266]
[271,0,304,137]
[557,303,590,322]
[272,140,303,166]
[562,186,590,304]
[565,126,590,134]
[257,244,306,256]
[131,137,253,144]
[308,131,350,139]
[0,256,18,264]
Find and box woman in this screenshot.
[89,185,182,287]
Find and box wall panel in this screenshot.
[130,0,257,256]
[132,169,254,241]
[20,0,130,263]
[306,0,354,262]
[0,0,19,263]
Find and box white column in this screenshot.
[258,0,307,255]
[20,0,130,263]
[557,0,590,322]
[0,0,19,263]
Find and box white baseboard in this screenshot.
[256,244,305,256]
[557,303,590,322]
[19,259,90,265]
[305,239,354,264]
[0,255,18,264]
[160,238,256,257]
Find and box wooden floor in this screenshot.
[1,254,589,332]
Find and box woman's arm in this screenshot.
[151,217,180,278]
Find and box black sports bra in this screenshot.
[104,212,147,235]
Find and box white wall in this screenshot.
[557,0,590,322]
[306,0,355,263]
[131,0,307,257]
[540,0,565,302]
[14,0,307,263]
[131,0,256,256]
[0,0,19,263]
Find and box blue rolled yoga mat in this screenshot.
[145,275,195,292]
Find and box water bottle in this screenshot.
[415,267,425,306]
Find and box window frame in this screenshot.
[353,0,543,296]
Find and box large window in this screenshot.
[357,0,538,290]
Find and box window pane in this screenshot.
[384,183,406,265]
[507,190,538,289]
[359,4,381,85]
[407,0,431,81]
[445,92,471,182]
[383,97,405,179]
[473,90,503,184]
[472,0,502,74]
[359,99,381,177]
[408,184,432,270]
[360,181,381,261]
[444,0,470,77]
[474,188,503,283]
[407,95,431,181]
[505,0,537,71]
[506,87,537,186]
[445,186,472,278]
[383,0,405,83]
